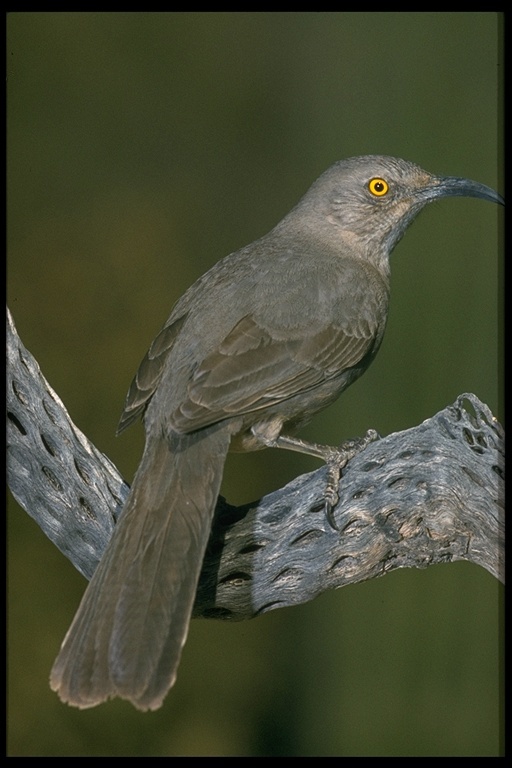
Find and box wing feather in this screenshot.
[117,315,187,433]
[172,314,378,431]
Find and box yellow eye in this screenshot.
[368,178,389,197]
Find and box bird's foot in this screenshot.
[323,429,380,530]
[250,424,380,530]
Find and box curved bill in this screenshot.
[421,176,504,206]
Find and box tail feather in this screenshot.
[50,426,230,711]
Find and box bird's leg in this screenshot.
[251,427,380,529]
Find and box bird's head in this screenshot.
[290,155,503,271]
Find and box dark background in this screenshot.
[7,12,503,756]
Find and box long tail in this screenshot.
[50,425,231,711]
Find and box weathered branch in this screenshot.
[7,307,505,623]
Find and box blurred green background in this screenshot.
[7,12,503,757]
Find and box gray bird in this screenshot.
[50,155,503,711]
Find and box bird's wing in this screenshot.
[117,314,188,433]
[172,313,378,432]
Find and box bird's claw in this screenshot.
[323,429,380,530]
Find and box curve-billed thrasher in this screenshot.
[50,155,503,710]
